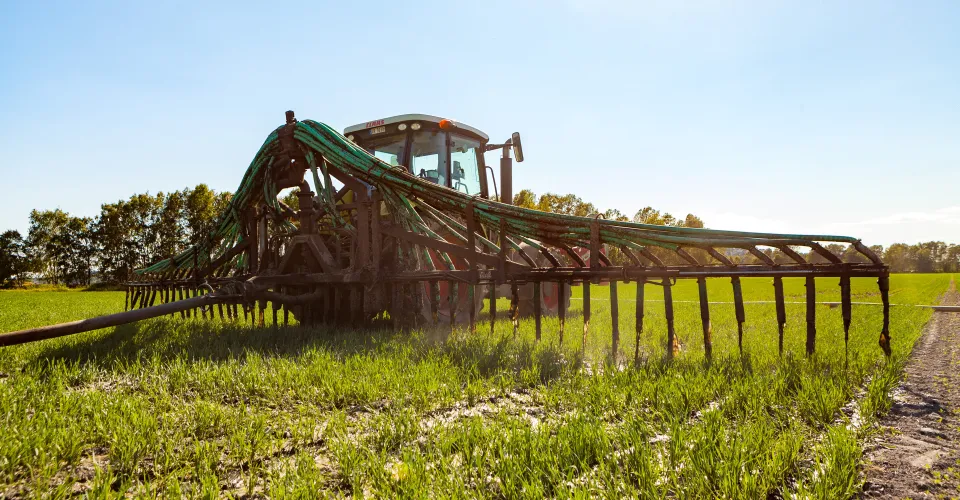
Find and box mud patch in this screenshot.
[863,280,960,498]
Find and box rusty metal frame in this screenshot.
[0,111,891,361]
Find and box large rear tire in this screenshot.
[496,242,572,317]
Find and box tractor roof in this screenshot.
[343,114,489,141]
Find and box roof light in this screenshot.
[397,123,407,131]
[410,122,421,130]
[438,119,455,130]
[347,135,355,142]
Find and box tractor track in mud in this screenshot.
[863,280,960,498]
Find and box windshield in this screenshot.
[365,133,406,167]
[411,131,447,186]
[358,129,483,196]
[450,135,481,195]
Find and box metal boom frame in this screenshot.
[0,111,891,361]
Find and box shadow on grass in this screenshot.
[26,316,584,386]
[30,318,407,366]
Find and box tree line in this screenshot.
[0,185,233,287]
[0,187,956,288]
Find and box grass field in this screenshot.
[0,274,954,498]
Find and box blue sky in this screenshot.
[1,0,957,246]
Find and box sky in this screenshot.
[1,0,958,247]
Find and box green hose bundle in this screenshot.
[137,118,876,277]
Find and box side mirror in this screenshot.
[511,132,524,162]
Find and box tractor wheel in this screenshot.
[496,280,571,317]
[417,280,487,325]
[412,244,485,325]
[496,242,572,317]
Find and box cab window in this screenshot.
[363,134,406,167]
[450,135,481,195]
[364,133,406,167]
[411,131,447,186]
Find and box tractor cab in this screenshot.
[344,114,522,201]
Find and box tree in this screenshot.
[280,189,300,212]
[512,189,537,209]
[680,214,704,228]
[184,184,225,256]
[91,185,233,284]
[214,191,233,223]
[883,243,913,272]
[155,190,186,263]
[93,199,137,284]
[602,209,629,222]
[25,209,93,286]
[633,207,677,226]
[57,217,94,286]
[537,193,597,217]
[26,209,70,284]
[0,230,28,287]
[944,244,960,273]
[130,192,169,268]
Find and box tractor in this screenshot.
[342,114,570,322]
[0,111,890,363]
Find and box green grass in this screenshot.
[0,274,953,498]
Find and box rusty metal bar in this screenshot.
[809,243,842,264]
[705,247,735,266]
[511,284,520,337]
[582,279,591,352]
[468,285,476,333]
[776,245,807,264]
[449,281,458,330]
[178,287,186,319]
[0,293,239,347]
[731,277,746,354]
[634,279,645,362]
[590,218,601,281]
[272,296,278,327]
[498,219,508,283]
[430,282,440,325]
[805,276,816,356]
[466,201,477,334]
[258,299,266,327]
[774,276,786,356]
[372,192,382,273]
[182,286,190,317]
[878,276,891,356]
[664,279,678,358]
[698,277,712,362]
[748,247,776,266]
[558,281,566,345]
[534,282,542,342]
[334,286,343,325]
[325,285,334,325]
[610,280,620,359]
[489,281,496,334]
[839,275,852,360]
[853,240,883,265]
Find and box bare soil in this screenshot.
[863,280,960,499]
